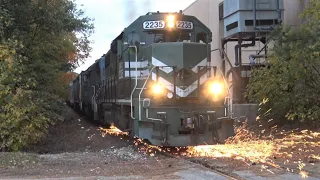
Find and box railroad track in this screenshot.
[157,148,243,180]
[159,147,313,180]
[98,124,242,179]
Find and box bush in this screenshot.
[246,0,320,124]
[0,0,93,151]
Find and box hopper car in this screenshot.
[68,11,239,147]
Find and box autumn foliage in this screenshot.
[0,0,93,151]
[61,72,78,85]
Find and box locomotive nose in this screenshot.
[151,42,209,72]
[149,42,213,98]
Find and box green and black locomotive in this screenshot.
[68,11,235,147]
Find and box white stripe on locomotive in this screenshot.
[123,57,213,97]
[151,72,210,97]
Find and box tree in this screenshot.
[0,0,94,151]
[246,0,320,125]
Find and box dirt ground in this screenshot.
[0,106,230,180]
[0,150,213,179]
[0,107,169,179]
[1,105,319,179]
[22,107,131,154]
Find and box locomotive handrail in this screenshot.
[91,85,96,112]
[127,44,138,120]
[138,66,156,121]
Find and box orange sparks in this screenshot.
[99,123,129,137]
[186,141,275,164]
[98,124,161,157]
[98,122,320,177]
[310,155,320,160]
[183,126,320,176]
[300,171,309,178]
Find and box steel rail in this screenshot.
[158,150,243,180]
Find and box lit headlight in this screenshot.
[167,15,175,28]
[168,21,175,28]
[152,83,163,94]
[208,82,224,95]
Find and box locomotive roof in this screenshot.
[111,11,212,43]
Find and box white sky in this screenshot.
[74,0,196,73]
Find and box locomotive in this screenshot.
[68,11,236,147]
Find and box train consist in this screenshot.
[68,11,237,147]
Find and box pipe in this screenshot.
[220,48,240,80]
[235,40,256,66]
[253,0,256,29]
[226,69,233,82]
[277,0,282,24]
[253,0,275,31]
[249,54,267,66]
[256,43,268,55]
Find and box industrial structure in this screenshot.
[183,0,309,124]
[67,0,307,147]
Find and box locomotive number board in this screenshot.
[176,21,193,30]
[142,20,194,30]
[143,20,165,29]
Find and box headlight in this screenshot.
[167,15,175,28]
[168,21,175,28]
[167,15,174,21]
[208,82,224,95]
[152,83,163,94]
[167,92,173,99]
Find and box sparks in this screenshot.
[299,171,309,178]
[182,124,320,176]
[98,122,320,177]
[99,123,129,137]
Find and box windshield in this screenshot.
[154,31,191,42]
[145,31,191,44]
[145,31,208,44]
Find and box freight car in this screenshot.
[68,11,237,147]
